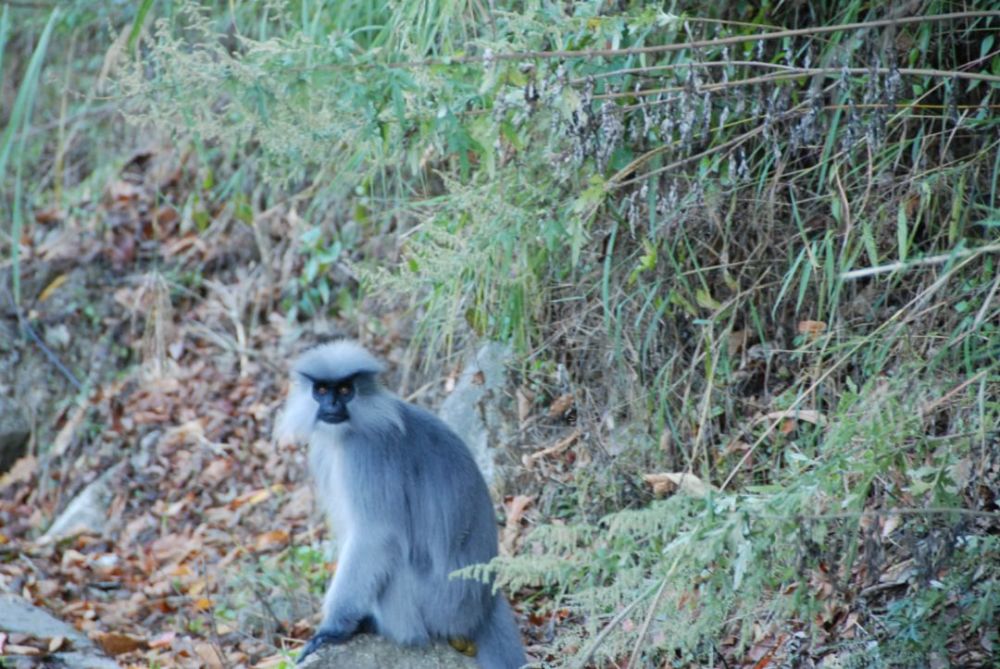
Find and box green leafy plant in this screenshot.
[116,1,999,665]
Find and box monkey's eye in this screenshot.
[315,384,329,395]
[337,384,352,396]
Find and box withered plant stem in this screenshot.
[378,11,999,69]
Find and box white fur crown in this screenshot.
[292,340,385,382]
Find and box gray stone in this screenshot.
[438,342,514,485]
[0,396,30,474]
[42,464,122,540]
[0,594,119,668]
[44,323,71,350]
[298,634,476,669]
[0,594,85,640]
[33,651,121,669]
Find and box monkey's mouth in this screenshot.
[318,408,349,424]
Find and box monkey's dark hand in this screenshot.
[296,628,352,664]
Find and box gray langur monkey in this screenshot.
[275,340,527,669]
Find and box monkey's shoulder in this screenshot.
[337,397,489,499]
[397,400,480,463]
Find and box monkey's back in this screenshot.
[340,398,500,642]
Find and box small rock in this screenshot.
[438,342,514,485]
[42,464,122,541]
[298,634,476,669]
[44,323,71,349]
[0,594,119,669]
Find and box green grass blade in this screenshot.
[127,0,155,52]
[0,8,59,186]
[3,9,59,307]
[0,5,10,87]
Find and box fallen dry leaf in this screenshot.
[48,636,66,653]
[91,631,146,655]
[644,472,716,498]
[880,558,915,584]
[35,579,61,598]
[548,393,574,418]
[516,387,534,427]
[204,504,238,525]
[34,207,64,224]
[163,232,207,258]
[61,549,87,569]
[254,530,290,553]
[37,274,69,302]
[163,498,188,518]
[725,439,751,454]
[728,329,750,357]
[51,399,91,457]
[148,631,176,649]
[797,320,827,339]
[658,429,673,453]
[150,533,197,563]
[882,513,902,539]
[107,179,144,202]
[749,633,783,668]
[444,365,459,393]
[0,455,37,488]
[194,641,224,669]
[4,643,41,655]
[153,205,179,226]
[501,495,533,555]
[170,563,193,578]
[230,485,285,510]
[200,458,232,486]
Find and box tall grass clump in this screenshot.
[1,9,58,305]
[1,3,158,302]
[124,0,999,665]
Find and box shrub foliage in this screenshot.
[117,1,999,666]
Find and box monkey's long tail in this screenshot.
[474,595,527,669]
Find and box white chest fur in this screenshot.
[308,425,354,544]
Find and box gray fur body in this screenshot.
[276,341,526,669]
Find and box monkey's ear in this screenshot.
[274,380,316,446]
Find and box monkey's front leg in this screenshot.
[297,534,399,663]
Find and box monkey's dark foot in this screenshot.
[449,636,478,657]
[296,629,351,664]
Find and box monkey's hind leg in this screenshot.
[371,578,433,647]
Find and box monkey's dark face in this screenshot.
[308,376,355,424]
